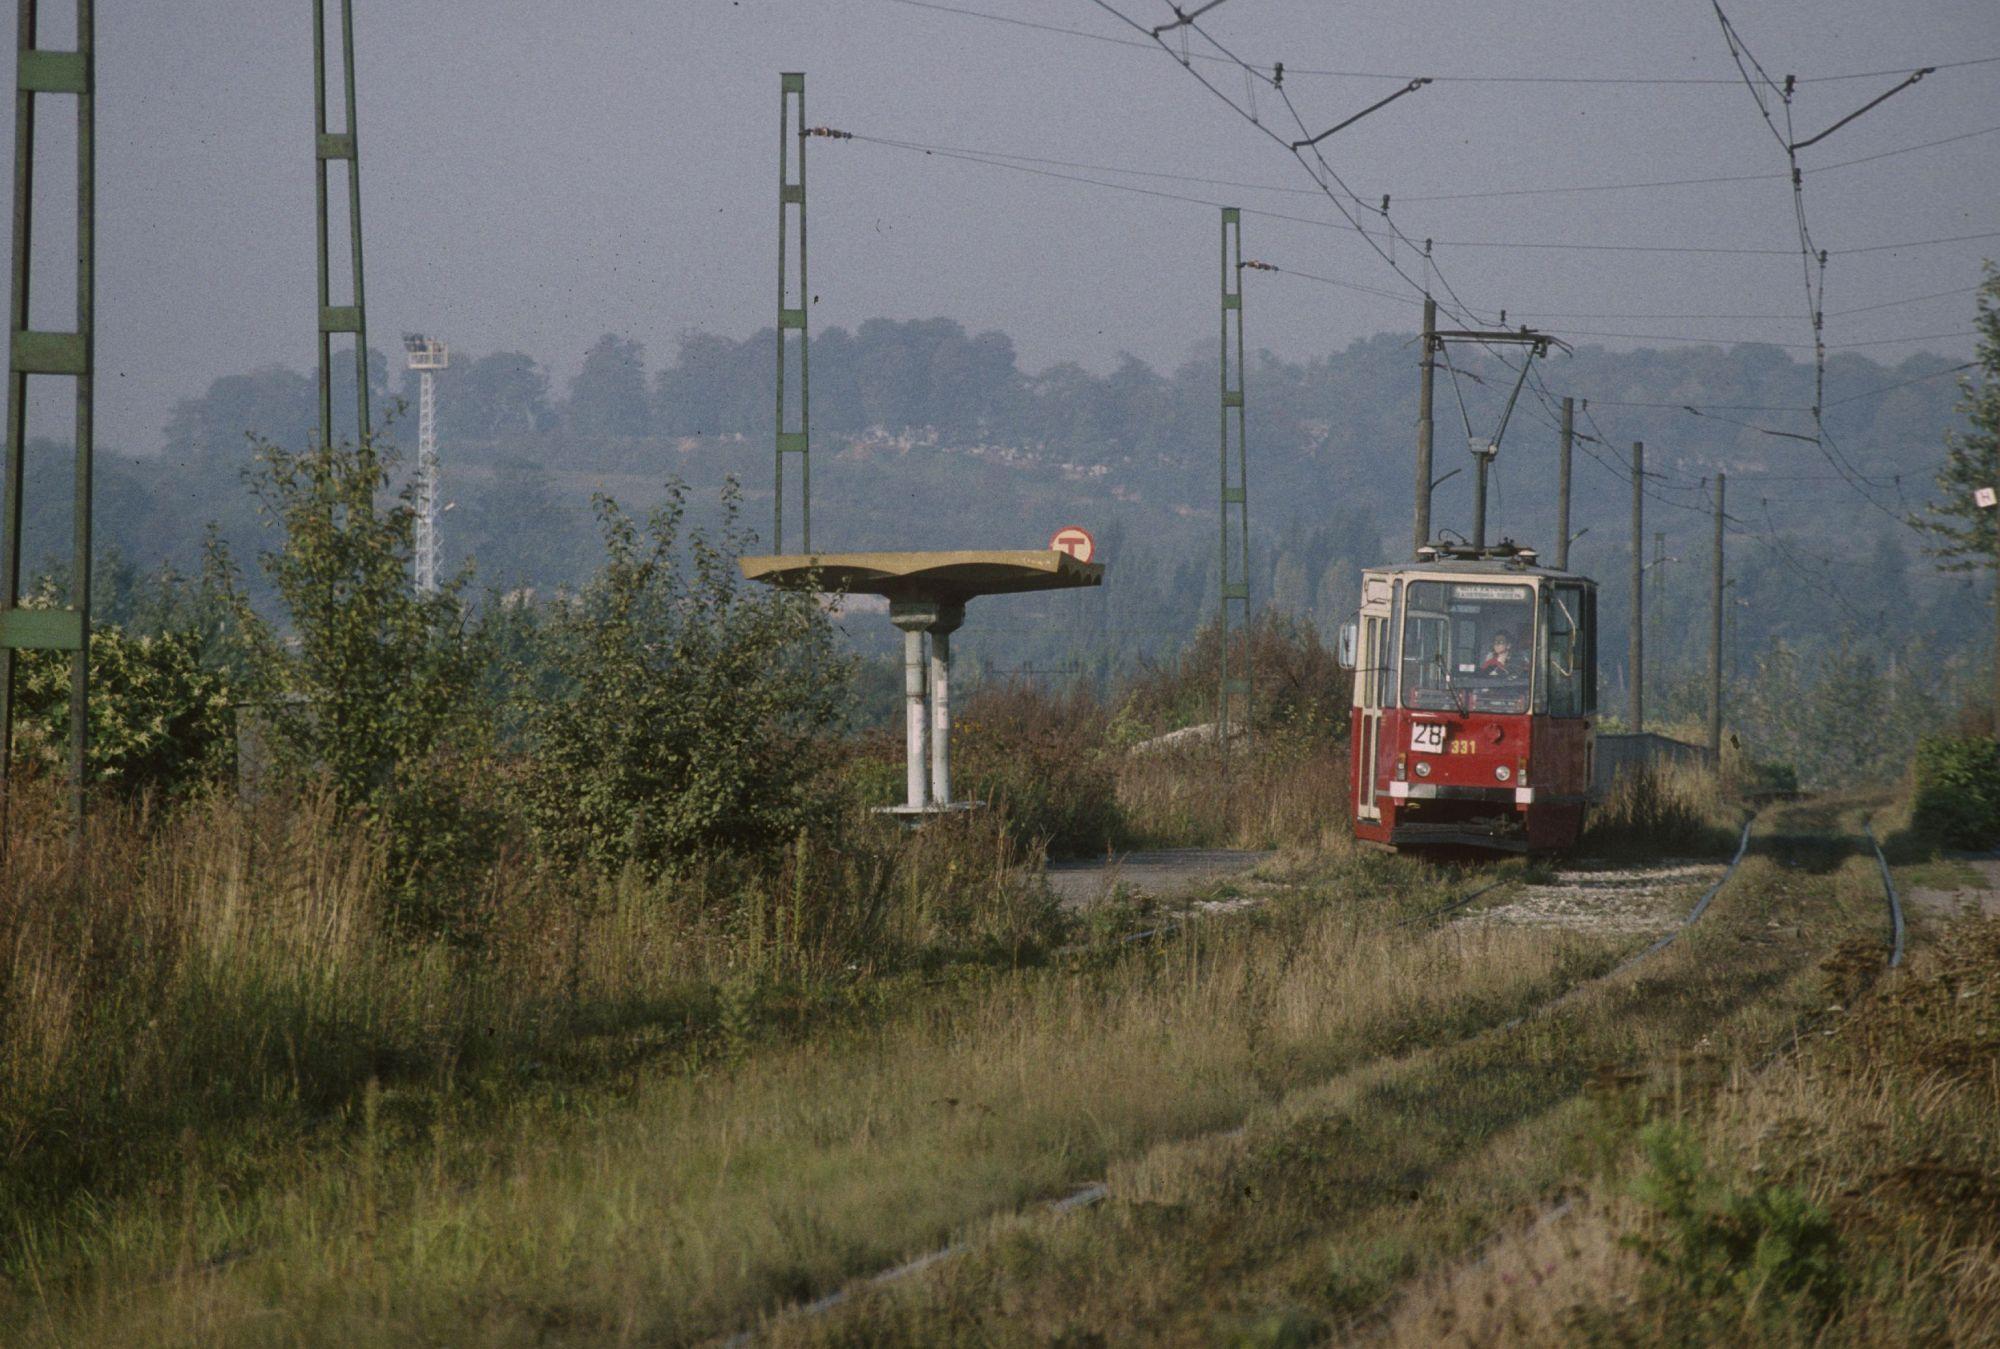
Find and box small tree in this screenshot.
[516,480,851,874]
[1916,265,2000,731]
[219,434,483,807]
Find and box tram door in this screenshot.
[1355,576,1394,822]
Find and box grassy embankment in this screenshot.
[1376,799,2000,1346]
[6,775,1604,1345]
[774,796,1968,1346]
[3,659,1767,1344]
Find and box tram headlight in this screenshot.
[1414,760,1431,778]
[1517,757,1529,787]
[1494,764,1513,783]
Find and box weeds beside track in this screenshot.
[733,823,1757,1344]
[777,807,1891,1345]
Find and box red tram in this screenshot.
[1340,542,1597,853]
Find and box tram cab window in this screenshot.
[1541,583,1590,717]
[1400,580,1535,714]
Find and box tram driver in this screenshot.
[1479,630,1524,678]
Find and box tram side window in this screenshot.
[1543,584,1586,717]
[1360,615,1388,707]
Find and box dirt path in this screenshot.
[1906,855,2000,918]
[1043,848,1276,909]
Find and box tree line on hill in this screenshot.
[7,284,1993,785]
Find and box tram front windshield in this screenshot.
[1401,580,1535,714]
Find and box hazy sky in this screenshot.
[1,0,1995,451]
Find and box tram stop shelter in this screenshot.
[739,549,1104,817]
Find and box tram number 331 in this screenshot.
[1409,724,1480,755]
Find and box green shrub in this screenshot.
[1625,1122,1846,1330]
[13,622,233,798]
[1911,733,2000,848]
[219,433,486,811]
[515,481,852,874]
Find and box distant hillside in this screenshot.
[15,313,1983,688]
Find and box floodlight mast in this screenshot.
[403,334,447,594]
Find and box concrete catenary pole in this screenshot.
[1710,473,1726,756]
[1413,295,1436,556]
[1218,207,1251,749]
[775,72,810,552]
[1556,397,1574,570]
[1630,441,1644,733]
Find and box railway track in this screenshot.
[728,818,1768,1344]
[1343,806,1912,1345]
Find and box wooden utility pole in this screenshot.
[1629,441,1644,733]
[1413,295,1436,556]
[1710,473,1726,756]
[1556,396,1574,570]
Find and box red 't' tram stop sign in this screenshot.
[1050,525,1096,564]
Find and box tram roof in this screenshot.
[1363,556,1596,585]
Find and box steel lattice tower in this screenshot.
[1218,207,1251,748]
[774,72,809,552]
[404,335,447,594]
[313,0,368,447]
[0,0,95,822]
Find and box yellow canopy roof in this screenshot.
[739,548,1103,601]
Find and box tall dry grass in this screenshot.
[5,846,1602,1346]
[786,806,1885,1344]
[1583,757,1741,857]
[1115,742,1351,851]
[1381,919,2000,1345]
[0,784,1057,1235]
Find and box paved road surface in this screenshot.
[1045,848,1275,909]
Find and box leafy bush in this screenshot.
[1911,733,2000,848]
[515,481,852,874]
[219,433,486,808]
[12,622,233,798]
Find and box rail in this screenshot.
[1864,823,1906,969]
[1348,810,1907,1343]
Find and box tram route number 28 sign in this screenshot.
[1050,525,1096,563]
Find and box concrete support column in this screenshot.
[891,610,930,810]
[928,603,965,807]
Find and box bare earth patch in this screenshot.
[1044,848,1276,909]
[1467,861,1719,936]
[1907,856,2000,919]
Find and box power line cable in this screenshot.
[867,0,1973,543]
[869,0,2000,87]
[1513,283,1983,323]
[1824,360,1979,407]
[857,120,2000,211]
